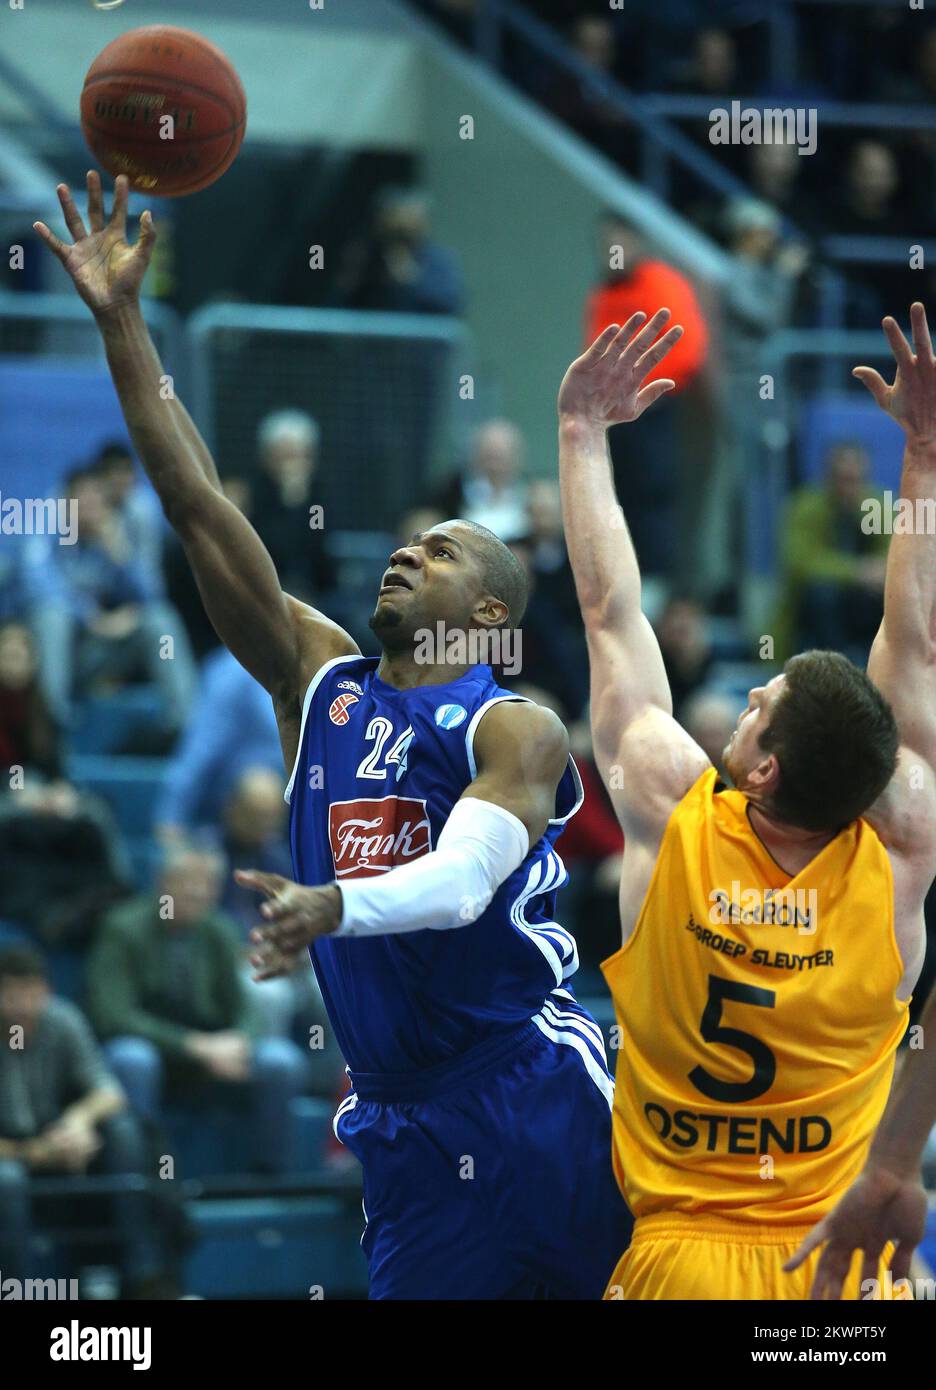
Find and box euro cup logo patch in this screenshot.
[329,693,359,725]
[329,796,432,877]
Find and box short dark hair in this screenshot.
[759,650,899,831]
[457,519,529,626]
[0,944,47,985]
[92,440,133,471]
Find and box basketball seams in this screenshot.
[85,25,246,110]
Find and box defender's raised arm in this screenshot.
[557,311,708,875]
[35,174,356,723]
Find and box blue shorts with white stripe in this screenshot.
[334,990,633,1300]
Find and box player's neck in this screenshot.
[746,800,837,876]
[375,650,473,690]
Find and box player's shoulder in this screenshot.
[285,593,361,691]
[474,697,569,762]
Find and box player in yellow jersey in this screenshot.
[556,302,936,1300]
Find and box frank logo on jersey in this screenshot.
[329,796,432,877]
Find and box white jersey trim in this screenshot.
[284,654,364,806]
[530,1012,614,1108]
[464,694,584,826]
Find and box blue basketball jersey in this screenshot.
[285,655,584,1074]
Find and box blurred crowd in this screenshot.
[4,0,936,1296]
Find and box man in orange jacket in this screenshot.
[585,213,711,580]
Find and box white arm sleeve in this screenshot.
[334,797,530,938]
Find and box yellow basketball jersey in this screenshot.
[603,767,909,1227]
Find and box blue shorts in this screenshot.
[334,1001,633,1300]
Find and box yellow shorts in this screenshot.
[604,1213,899,1301]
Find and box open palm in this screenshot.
[557,308,684,426]
[33,171,155,317]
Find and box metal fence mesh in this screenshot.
[189,308,468,534]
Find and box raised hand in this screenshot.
[33,170,155,319]
[557,309,684,427]
[853,302,936,448]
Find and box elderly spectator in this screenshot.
[34,467,195,737]
[0,945,176,1296]
[153,647,283,841]
[433,419,530,542]
[86,846,307,1174]
[776,442,889,665]
[521,480,580,626]
[251,410,332,603]
[680,688,739,777]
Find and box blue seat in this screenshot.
[71,689,164,756]
[66,755,168,837]
[183,1196,368,1298]
[797,395,904,490]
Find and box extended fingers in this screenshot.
[56,183,88,243]
[111,174,129,234]
[633,324,684,378]
[910,301,934,363]
[882,314,914,372]
[234,868,288,897]
[32,220,69,262]
[616,307,672,364]
[86,170,105,232]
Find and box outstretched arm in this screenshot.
[235,700,568,978]
[34,173,357,708]
[784,975,936,1298]
[863,307,936,774]
[856,309,936,961]
[557,312,709,858]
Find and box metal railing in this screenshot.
[186,303,472,531]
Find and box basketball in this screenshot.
[79,25,246,197]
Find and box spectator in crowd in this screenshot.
[674,27,738,94]
[433,419,530,541]
[251,410,332,604]
[707,199,809,597]
[679,688,738,777]
[520,480,581,627]
[89,440,165,598]
[499,542,589,718]
[153,646,283,841]
[335,187,464,316]
[655,595,714,720]
[34,467,195,739]
[746,143,821,234]
[584,213,710,577]
[0,945,177,1296]
[823,139,908,237]
[217,769,339,1086]
[164,474,251,659]
[0,775,130,949]
[0,622,60,782]
[86,846,307,1174]
[776,441,889,665]
[540,16,634,166]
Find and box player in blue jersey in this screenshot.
[37,174,632,1299]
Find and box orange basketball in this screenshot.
[80,25,246,197]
